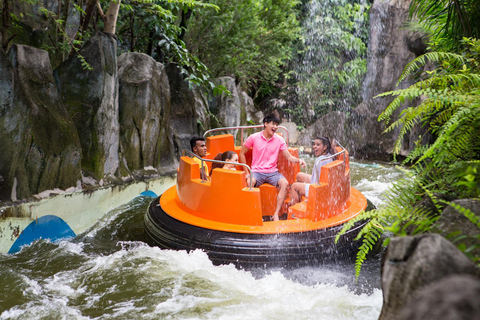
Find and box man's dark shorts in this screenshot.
[252,171,286,187]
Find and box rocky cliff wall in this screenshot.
[302,0,428,159]
[0,32,261,203]
[0,45,82,201]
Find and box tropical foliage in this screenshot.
[285,0,370,125]
[409,0,480,51]
[183,0,301,99]
[0,0,225,91]
[337,36,480,278]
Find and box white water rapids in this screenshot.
[0,160,404,320]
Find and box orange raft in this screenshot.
[145,132,371,268]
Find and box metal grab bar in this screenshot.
[182,149,254,189]
[203,125,290,147]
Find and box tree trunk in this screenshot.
[80,0,97,35]
[103,0,121,34]
[1,0,10,50]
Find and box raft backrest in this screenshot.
[177,156,263,225]
[206,133,300,185]
[306,159,350,220]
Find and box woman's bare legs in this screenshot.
[296,172,311,183]
[290,182,306,206]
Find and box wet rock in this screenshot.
[117,52,175,175]
[210,77,241,137]
[346,0,429,159]
[280,121,299,145]
[55,32,119,181]
[379,234,480,320]
[395,275,480,320]
[435,199,480,257]
[298,111,346,147]
[239,90,263,126]
[0,45,82,201]
[166,64,208,157]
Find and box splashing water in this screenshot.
[286,0,370,125]
[0,160,401,319]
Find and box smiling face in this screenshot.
[224,153,238,169]
[263,121,279,138]
[313,139,327,156]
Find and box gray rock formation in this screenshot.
[298,111,346,147]
[297,0,428,158]
[395,275,480,320]
[280,121,299,145]
[347,0,419,158]
[55,32,119,183]
[166,64,209,157]
[379,234,480,320]
[435,199,480,257]
[211,77,241,137]
[117,52,175,175]
[239,90,263,126]
[0,45,82,201]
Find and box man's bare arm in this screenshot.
[239,145,249,165]
[282,149,306,167]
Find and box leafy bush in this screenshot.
[337,38,480,278]
[183,0,301,97]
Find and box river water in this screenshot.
[0,160,403,320]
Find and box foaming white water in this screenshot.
[350,162,406,207]
[1,243,382,320]
[0,160,401,320]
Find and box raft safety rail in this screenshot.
[183,149,255,190]
[312,139,347,182]
[203,125,290,147]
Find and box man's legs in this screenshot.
[247,175,257,188]
[273,178,289,221]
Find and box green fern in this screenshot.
[345,38,480,279]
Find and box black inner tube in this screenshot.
[145,195,374,268]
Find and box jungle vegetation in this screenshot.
[0,0,303,97]
[337,0,480,278]
[286,0,370,126]
[0,0,369,123]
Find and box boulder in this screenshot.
[395,275,480,320]
[210,77,241,137]
[239,90,263,126]
[0,45,82,201]
[298,111,346,148]
[55,32,119,182]
[435,199,480,257]
[280,121,299,146]
[166,64,208,157]
[117,52,175,175]
[379,234,480,320]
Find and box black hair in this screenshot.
[190,136,205,151]
[262,113,280,127]
[315,137,334,155]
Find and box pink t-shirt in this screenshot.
[244,131,287,173]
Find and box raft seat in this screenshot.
[259,184,290,217]
[288,160,350,221]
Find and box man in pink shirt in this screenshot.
[239,114,306,221]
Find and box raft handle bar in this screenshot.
[183,149,255,189]
[203,125,289,147]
